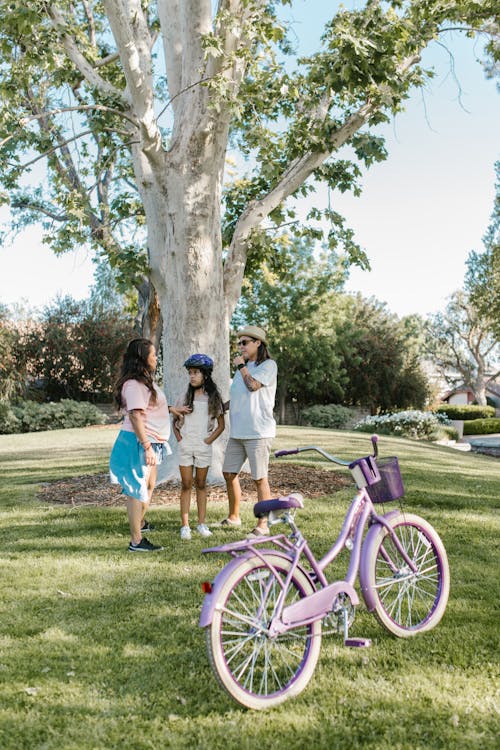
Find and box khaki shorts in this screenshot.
[222,437,273,480]
[178,438,212,469]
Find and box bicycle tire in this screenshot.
[205,553,322,710]
[360,512,450,637]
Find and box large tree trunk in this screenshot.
[138,135,231,483]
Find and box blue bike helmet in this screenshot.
[183,353,214,371]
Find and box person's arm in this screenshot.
[233,356,263,392]
[128,409,156,466]
[169,404,191,419]
[204,413,225,445]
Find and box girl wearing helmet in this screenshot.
[173,354,225,540]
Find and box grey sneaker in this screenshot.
[128,537,163,552]
[197,524,213,538]
[141,520,155,532]
[219,517,242,527]
[246,527,270,539]
[180,526,192,541]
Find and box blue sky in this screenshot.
[0,1,498,318]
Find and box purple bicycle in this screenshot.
[199,437,450,710]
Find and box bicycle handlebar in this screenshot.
[274,435,379,465]
[275,445,351,466]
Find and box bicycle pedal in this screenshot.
[344,638,371,648]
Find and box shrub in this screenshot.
[463,418,500,435]
[4,399,106,434]
[436,404,495,421]
[0,402,21,434]
[354,410,450,440]
[300,404,356,429]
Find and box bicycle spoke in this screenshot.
[213,561,319,701]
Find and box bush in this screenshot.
[436,404,495,421]
[0,402,21,434]
[3,399,106,434]
[354,410,451,440]
[300,404,356,429]
[463,418,500,435]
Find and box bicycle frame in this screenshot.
[200,485,416,636]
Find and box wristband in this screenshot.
[237,362,246,370]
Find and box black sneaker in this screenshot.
[128,537,163,552]
[141,520,155,532]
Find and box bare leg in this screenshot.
[223,471,241,521]
[179,465,194,527]
[255,477,271,530]
[127,497,148,545]
[128,465,157,544]
[141,464,157,525]
[194,466,209,525]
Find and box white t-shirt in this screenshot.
[121,380,171,442]
[229,359,277,439]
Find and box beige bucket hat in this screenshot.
[236,325,268,345]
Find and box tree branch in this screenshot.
[15,128,130,171]
[44,3,128,106]
[10,197,69,222]
[223,52,421,315]
[223,101,375,313]
[103,0,164,166]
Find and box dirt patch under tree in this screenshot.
[37,464,352,507]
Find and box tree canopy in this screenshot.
[0,1,498,422]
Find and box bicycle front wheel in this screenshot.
[360,512,450,637]
[206,553,322,710]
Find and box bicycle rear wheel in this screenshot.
[205,553,321,710]
[360,512,450,637]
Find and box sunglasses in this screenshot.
[238,338,256,346]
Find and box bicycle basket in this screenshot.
[366,456,404,503]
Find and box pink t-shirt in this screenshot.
[121,380,171,443]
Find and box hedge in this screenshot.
[300,404,356,429]
[436,404,495,421]
[0,399,106,434]
[463,418,500,435]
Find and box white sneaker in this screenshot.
[180,525,191,541]
[197,524,213,538]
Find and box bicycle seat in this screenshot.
[254,493,304,517]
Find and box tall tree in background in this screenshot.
[426,290,499,405]
[336,295,429,413]
[234,238,348,420]
[0,0,497,415]
[465,161,500,341]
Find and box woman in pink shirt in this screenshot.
[110,338,188,552]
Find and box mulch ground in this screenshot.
[37,464,352,507]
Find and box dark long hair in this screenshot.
[255,341,271,366]
[114,338,157,409]
[183,370,224,418]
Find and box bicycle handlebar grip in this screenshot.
[274,448,299,457]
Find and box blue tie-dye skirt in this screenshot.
[109,430,171,502]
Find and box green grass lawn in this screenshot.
[0,425,498,749]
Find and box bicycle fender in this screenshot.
[359,509,402,612]
[199,550,310,628]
